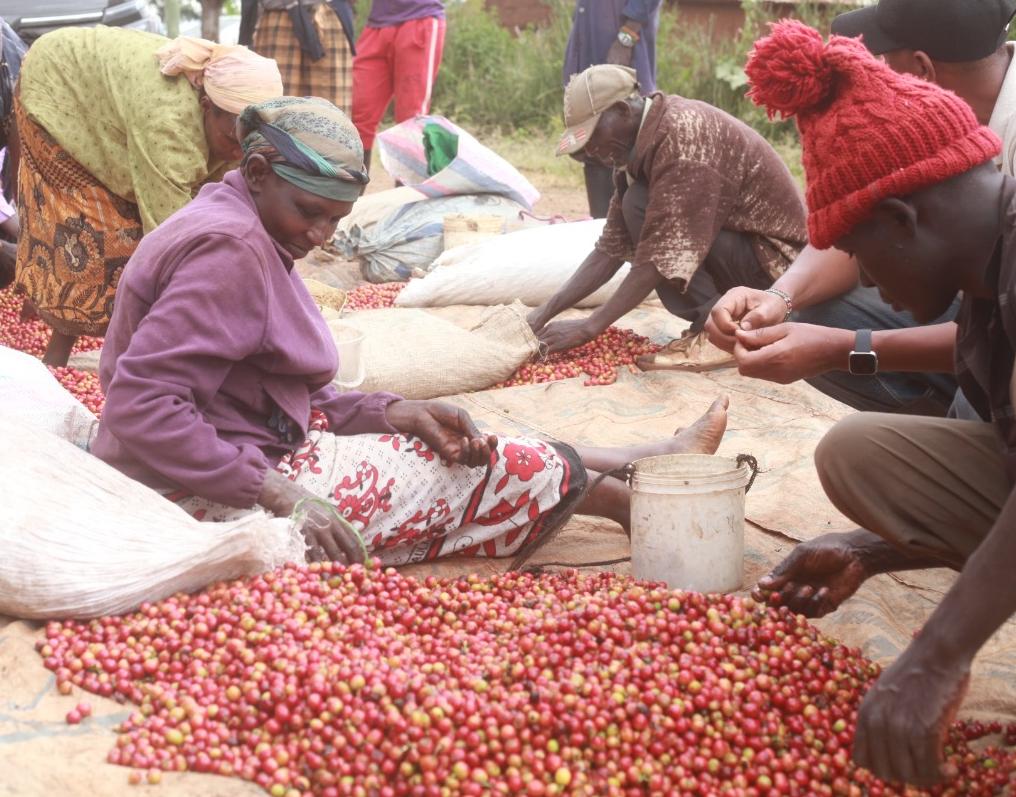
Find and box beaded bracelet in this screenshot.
[765,287,793,322]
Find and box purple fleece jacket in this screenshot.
[92,170,401,508]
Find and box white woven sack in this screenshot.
[0,419,306,619]
[332,302,539,399]
[395,219,631,308]
[0,345,99,448]
[335,186,426,237]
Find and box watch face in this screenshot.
[617,31,635,47]
[849,352,878,376]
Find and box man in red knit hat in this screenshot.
[707,0,1016,419]
[746,20,1014,787]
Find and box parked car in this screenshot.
[0,0,163,45]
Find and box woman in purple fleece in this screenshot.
[93,96,729,567]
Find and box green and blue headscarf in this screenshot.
[240,96,369,202]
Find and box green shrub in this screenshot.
[430,0,574,132]
[433,0,858,147]
[657,1,861,143]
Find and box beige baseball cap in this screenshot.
[556,65,640,157]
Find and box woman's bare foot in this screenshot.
[571,396,729,473]
[670,395,729,455]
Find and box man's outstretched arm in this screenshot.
[533,262,660,354]
[528,248,626,333]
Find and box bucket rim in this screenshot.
[631,452,746,477]
[630,453,752,492]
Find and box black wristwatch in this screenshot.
[848,329,878,376]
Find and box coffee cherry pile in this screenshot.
[0,287,103,358]
[48,365,105,417]
[499,327,661,388]
[345,283,404,311]
[37,565,1016,796]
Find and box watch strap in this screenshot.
[854,328,872,354]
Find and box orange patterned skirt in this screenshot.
[13,99,143,337]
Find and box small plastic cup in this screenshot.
[332,324,366,389]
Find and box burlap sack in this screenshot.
[330,303,539,399]
[301,277,347,313]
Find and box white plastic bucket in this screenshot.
[629,453,754,593]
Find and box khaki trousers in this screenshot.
[815,413,1010,566]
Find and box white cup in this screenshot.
[332,324,366,390]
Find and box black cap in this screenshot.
[831,0,1016,62]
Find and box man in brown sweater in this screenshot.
[528,64,807,370]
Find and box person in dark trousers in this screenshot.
[0,17,25,290]
[562,0,661,218]
[529,65,807,372]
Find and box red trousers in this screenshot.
[352,15,446,150]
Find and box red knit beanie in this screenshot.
[745,20,1002,249]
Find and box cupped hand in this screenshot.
[300,501,366,565]
[537,319,597,354]
[853,645,971,788]
[257,470,365,565]
[705,286,788,352]
[385,399,498,467]
[732,322,848,384]
[751,533,870,618]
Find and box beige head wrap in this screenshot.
[155,36,283,115]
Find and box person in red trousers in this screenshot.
[351,0,445,169]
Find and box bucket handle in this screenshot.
[736,453,760,493]
[616,453,760,492]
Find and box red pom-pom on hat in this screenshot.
[746,20,833,120]
[743,19,1001,249]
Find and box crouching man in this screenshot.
[528,64,807,371]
